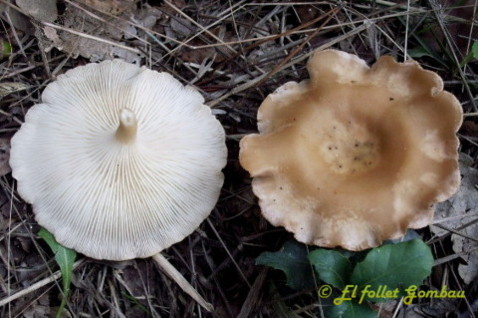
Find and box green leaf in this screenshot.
[460,41,478,66]
[38,228,59,253]
[0,40,12,59]
[308,249,352,289]
[350,239,433,302]
[122,293,150,315]
[38,228,77,318]
[408,47,433,59]
[384,229,420,244]
[256,240,314,290]
[472,41,478,59]
[326,300,377,318]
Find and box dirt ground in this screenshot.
[1,0,478,317]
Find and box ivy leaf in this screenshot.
[384,229,420,244]
[38,228,77,318]
[308,249,352,289]
[256,240,314,290]
[326,300,377,318]
[350,239,433,302]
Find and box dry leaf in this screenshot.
[0,138,11,177]
[38,3,141,62]
[179,26,234,64]
[0,1,33,33]
[78,0,134,15]
[21,294,51,318]
[433,153,478,284]
[181,46,217,64]
[16,0,57,22]
[460,120,478,137]
[0,82,29,97]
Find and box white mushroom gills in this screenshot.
[115,108,137,143]
[9,60,227,311]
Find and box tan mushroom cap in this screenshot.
[240,49,462,251]
[10,60,227,261]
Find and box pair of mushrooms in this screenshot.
[10,50,462,307]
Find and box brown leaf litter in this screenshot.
[433,154,478,284]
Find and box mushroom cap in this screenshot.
[239,49,462,251]
[10,60,227,261]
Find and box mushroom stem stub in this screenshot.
[115,108,137,143]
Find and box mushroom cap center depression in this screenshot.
[319,118,380,174]
[293,83,405,178]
